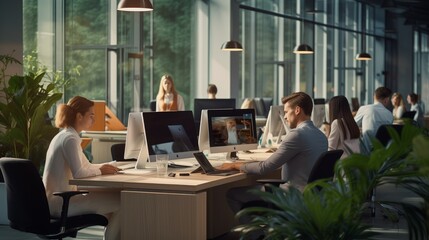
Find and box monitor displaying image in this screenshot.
[142,111,199,162]
[200,109,257,156]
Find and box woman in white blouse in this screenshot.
[43,96,121,240]
[328,96,361,159]
[156,74,185,111]
[391,92,406,120]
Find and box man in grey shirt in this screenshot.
[219,92,328,215]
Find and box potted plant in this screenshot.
[235,123,429,240]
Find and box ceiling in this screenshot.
[376,0,429,31]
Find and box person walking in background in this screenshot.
[391,92,406,120]
[43,96,121,240]
[156,74,185,111]
[407,93,424,127]
[327,96,361,159]
[354,87,393,153]
[207,84,217,99]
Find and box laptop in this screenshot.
[192,152,239,176]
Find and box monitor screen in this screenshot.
[199,109,258,155]
[142,111,199,162]
[193,98,236,132]
[260,105,289,147]
[124,112,145,160]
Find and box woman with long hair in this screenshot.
[391,92,406,120]
[156,74,185,111]
[43,96,121,240]
[328,96,361,158]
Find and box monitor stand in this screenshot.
[227,151,239,160]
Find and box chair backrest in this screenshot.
[253,98,266,117]
[150,100,156,111]
[375,124,404,147]
[0,158,51,233]
[307,150,344,184]
[111,143,126,161]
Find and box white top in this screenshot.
[156,94,185,111]
[354,102,393,152]
[393,105,404,120]
[43,127,102,210]
[410,103,424,126]
[328,119,360,159]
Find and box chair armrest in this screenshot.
[257,179,287,187]
[53,190,90,232]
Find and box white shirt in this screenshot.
[393,105,404,120]
[410,103,424,127]
[43,127,102,212]
[328,119,360,159]
[354,102,393,152]
[156,94,185,111]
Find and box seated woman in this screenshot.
[43,96,121,240]
[391,92,406,120]
[156,74,185,111]
[327,96,361,159]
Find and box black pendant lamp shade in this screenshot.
[221,41,243,51]
[117,0,153,12]
[293,44,314,54]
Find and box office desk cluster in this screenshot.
[70,150,275,240]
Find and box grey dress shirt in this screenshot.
[241,120,328,191]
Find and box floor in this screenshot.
[0,211,409,240]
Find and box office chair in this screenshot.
[401,111,416,120]
[242,150,344,209]
[111,143,126,161]
[0,158,108,240]
[375,124,404,147]
[149,100,156,111]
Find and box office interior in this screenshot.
[1,0,429,239]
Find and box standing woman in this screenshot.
[156,74,185,111]
[328,96,361,159]
[43,96,121,240]
[391,92,406,120]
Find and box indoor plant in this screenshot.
[236,123,429,240]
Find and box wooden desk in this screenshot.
[70,150,276,240]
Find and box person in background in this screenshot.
[391,92,406,120]
[328,96,361,159]
[207,84,217,99]
[218,92,327,219]
[407,93,424,127]
[43,96,121,240]
[156,74,185,111]
[354,87,393,153]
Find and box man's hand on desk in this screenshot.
[100,164,121,175]
[217,162,244,171]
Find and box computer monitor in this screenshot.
[193,98,236,132]
[199,109,258,159]
[142,111,199,162]
[260,105,289,147]
[124,112,145,160]
[311,98,326,128]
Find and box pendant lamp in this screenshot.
[294,20,313,54]
[221,41,243,51]
[117,0,153,12]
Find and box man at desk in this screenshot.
[219,92,327,215]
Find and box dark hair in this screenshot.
[281,92,313,116]
[408,93,418,104]
[374,87,392,101]
[207,84,217,94]
[329,96,360,139]
[55,96,94,128]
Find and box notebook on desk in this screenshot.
[192,152,239,176]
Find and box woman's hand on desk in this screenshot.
[100,164,121,175]
[218,162,244,171]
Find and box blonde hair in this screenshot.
[392,92,406,109]
[55,96,94,128]
[156,75,178,100]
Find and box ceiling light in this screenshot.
[221,41,243,51]
[117,0,153,12]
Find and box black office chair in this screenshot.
[374,124,404,147]
[0,158,108,240]
[149,100,156,111]
[111,143,126,161]
[242,150,344,209]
